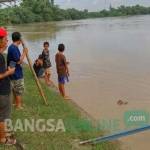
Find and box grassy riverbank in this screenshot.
[0,65,120,150]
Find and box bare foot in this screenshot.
[64,96,71,100]
[15,106,24,110]
[5,132,12,137]
[0,137,16,145]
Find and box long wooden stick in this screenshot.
[22,42,48,105]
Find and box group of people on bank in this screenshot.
[33,41,70,99]
[0,27,70,145]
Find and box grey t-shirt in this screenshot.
[42,50,51,69]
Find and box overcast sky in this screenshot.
[55,0,150,11]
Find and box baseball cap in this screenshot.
[0,27,7,37]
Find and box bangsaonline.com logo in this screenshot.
[4,119,66,132]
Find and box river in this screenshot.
[7,15,150,150]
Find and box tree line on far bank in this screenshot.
[0,0,150,25]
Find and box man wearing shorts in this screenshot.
[0,27,16,145]
[7,32,27,110]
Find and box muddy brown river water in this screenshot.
[8,15,150,150]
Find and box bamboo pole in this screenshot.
[22,41,48,106]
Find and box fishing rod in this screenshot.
[80,125,150,145]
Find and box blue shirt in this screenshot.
[7,44,23,80]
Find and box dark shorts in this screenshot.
[0,95,11,122]
[37,68,45,78]
[58,75,69,84]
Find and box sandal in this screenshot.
[0,137,17,146]
[1,136,24,150]
[8,138,24,150]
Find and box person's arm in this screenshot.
[17,40,28,64]
[17,48,28,64]
[0,67,15,79]
[66,61,70,65]
[66,65,70,76]
[63,56,70,76]
[11,46,28,65]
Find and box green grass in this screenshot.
[0,65,120,150]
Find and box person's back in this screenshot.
[55,52,67,77]
[7,44,23,80]
[33,57,44,78]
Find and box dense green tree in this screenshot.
[1,1,150,25]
